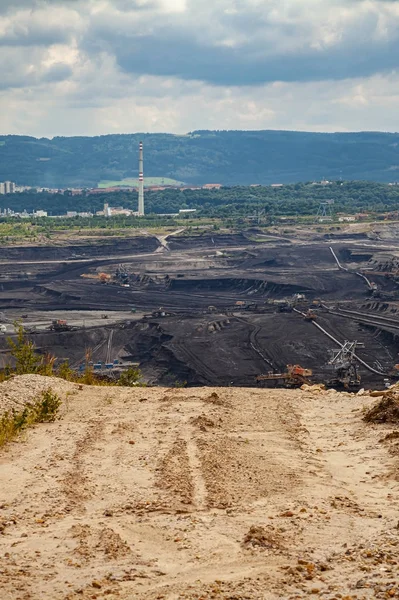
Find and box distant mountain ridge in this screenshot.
[1,130,399,188]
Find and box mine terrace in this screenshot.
[1,224,399,390]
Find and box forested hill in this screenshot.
[1,130,399,188]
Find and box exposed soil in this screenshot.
[0,236,159,261]
[365,395,399,424]
[0,376,398,599]
[2,229,399,388]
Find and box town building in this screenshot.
[202,184,222,190]
[0,181,16,194]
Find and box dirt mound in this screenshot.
[301,383,326,394]
[364,395,399,423]
[190,414,216,430]
[242,525,284,550]
[204,391,227,406]
[0,374,76,415]
[70,524,130,561]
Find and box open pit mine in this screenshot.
[1,227,399,390]
[1,227,399,599]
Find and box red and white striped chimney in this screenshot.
[138,141,144,216]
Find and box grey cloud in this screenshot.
[0,45,74,90]
[2,0,399,87]
[105,0,160,10]
[42,62,73,82]
[0,0,84,47]
[116,37,399,85]
[0,1,36,13]
[2,0,399,137]
[0,23,74,47]
[83,2,399,86]
[0,0,82,13]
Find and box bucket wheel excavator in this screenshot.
[327,341,361,390]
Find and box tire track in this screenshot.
[183,430,208,510]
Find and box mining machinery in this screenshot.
[48,319,73,332]
[278,301,293,313]
[304,309,317,321]
[327,341,361,390]
[257,364,313,388]
[99,272,111,284]
[115,265,129,284]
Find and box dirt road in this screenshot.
[0,378,398,599]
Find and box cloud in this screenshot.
[0,0,84,15]
[0,0,399,136]
[0,45,75,90]
[0,2,84,48]
[83,0,399,85]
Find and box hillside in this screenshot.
[1,130,399,188]
[0,375,398,599]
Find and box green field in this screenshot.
[97,177,184,189]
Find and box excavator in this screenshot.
[327,341,361,390]
[257,364,313,388]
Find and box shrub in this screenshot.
[0,387,62,448]
[38,353,56,377]
[33,388,62,422]
[118,367,142,387]
[174,379,187,388]
[57,360,76,382]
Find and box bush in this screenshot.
[38,353,56,377]
[0,387,62,448]
[118,367,142,387]
[33,388,62,422]
[57,360,76,382]
[174,380,187,388]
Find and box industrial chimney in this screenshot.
[138,141,144,216]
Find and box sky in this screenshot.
[1,0,399,137]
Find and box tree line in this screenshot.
[1,181,399,219]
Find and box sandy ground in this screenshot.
[0,377,398,600]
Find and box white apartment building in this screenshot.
[0,181,16,194]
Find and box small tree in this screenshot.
[7,322,41,374]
